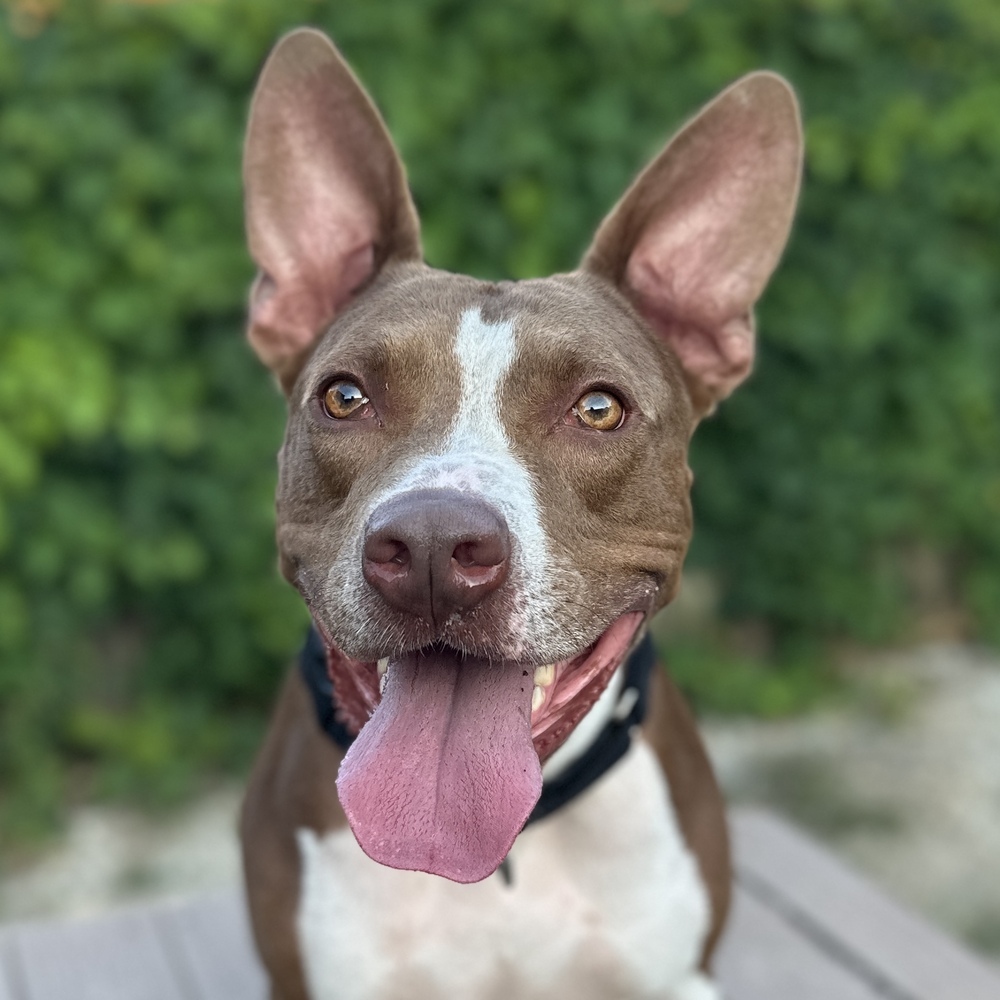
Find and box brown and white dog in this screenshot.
[239,28,802,1000]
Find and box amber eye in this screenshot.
[572,390,625,431]
[322,380,369,419]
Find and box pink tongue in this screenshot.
[336,650,542,883]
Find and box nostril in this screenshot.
[452,536,506,570]
[452,541,494,569]
[451,559,506,589]
[450,534,509,592]
[366,536,410,569]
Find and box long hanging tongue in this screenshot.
[336,650,542,883]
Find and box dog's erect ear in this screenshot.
[244,29,421,385]
[583,72,802,417]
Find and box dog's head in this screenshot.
[243,29,802,882]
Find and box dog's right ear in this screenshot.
[583,73,802,419]
[244,29,421,389]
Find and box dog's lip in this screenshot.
[319,609,647,760]
[317,587,654,667]
[323,609,644,682]
[527,610,644,758]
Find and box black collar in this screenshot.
[299,627,655,828]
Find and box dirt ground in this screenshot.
[2,641,999,963]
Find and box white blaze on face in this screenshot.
[331,307,578,656]
[445,309,560,645]
[454,308,517,441]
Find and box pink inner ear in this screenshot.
[246,96,385,368]
[589,73,802,414]
[243,30,421,377]
[635,307,754,404]
[627,238,756,406]
[622,129,782,406]
[248,232,376,371]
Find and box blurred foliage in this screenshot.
[660,640,839,719]
[1,0,999,837]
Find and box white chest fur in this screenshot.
[296,738,716,1000]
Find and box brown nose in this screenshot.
[362,489,511,626]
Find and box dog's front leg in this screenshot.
[242,668,352,1000]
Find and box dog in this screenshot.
[238,27,802,1000]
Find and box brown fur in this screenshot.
[242,670,348,1000]
[238,27,801,999]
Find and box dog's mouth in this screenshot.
[322,611,644,884]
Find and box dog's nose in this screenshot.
[362,489,511,625]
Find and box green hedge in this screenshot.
[1,0,998,835]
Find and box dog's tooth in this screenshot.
[380,670,387,696]
[533,664,555,688]
[531,685,545,713]
[377,657,389,678]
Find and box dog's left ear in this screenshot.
[583,72,803,417]
[243,29,421,389]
